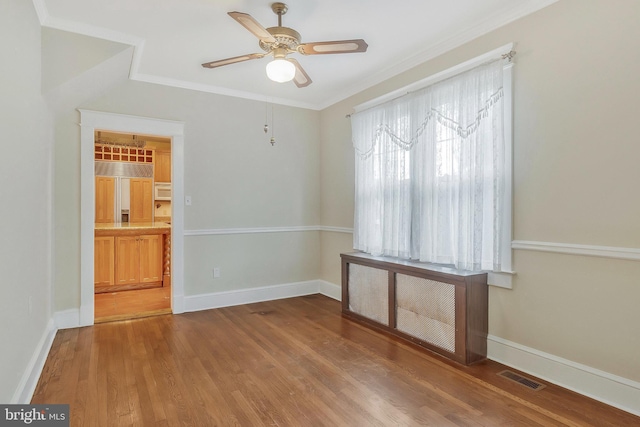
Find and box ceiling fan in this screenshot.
[201,2,368,88]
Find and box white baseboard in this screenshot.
[487,334,640,417]
[12,319,57,404]
[318,280,341,301]
[172,294,185,314]
[184,280,338,312]
[54,308,80,330]
[54,280,339,326]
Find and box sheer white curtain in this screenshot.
[352,59,506,271]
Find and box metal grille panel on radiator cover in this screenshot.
[348,264,388,325]
[396,274,456,352]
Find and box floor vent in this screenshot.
[498,370,546,391]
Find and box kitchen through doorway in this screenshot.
[93,130,173,323]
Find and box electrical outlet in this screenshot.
[213,267,221,278]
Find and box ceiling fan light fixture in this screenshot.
[202,3,368,88]
[266,58,296,83]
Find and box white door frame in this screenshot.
[79,109,185,326]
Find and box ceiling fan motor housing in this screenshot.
[260,26,301,53]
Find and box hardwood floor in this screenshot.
[94,285,171,323]
[33,295,638,426]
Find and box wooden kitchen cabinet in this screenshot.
[129,178,153,223]
[95,144,154,164]
[115,236,140,285]
[155,150,171,183]
[94,236,114,287]
[139,235,163,283]
[115,234,163,286]
[95,176,115,223]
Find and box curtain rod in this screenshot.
[345,44,516,119]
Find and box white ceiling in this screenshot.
[35,0,557,110]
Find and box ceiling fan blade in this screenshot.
[298,39,368,55]
[228,11,276,43]
[289,58,312,88]
[201,53,265,69]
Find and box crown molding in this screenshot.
[316,0,559,110]
[34,1,143,48]
[130,73,318,110]
[32,0,48,24]
[33,0,559,111]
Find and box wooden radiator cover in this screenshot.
[341,252,488,365]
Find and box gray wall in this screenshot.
[0,0,53,402]
[53,80,321,309]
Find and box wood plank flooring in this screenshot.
[94,285,171,323]
[32,295,639,426]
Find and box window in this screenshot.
[352,50,513,274]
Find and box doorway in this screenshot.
[79,110,185,327]
[93,131,173,322]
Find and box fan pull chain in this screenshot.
[263,100,275,146]
[270,103,276,146]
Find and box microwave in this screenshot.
[154,182,172,201]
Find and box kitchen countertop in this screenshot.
[95,222,171,236]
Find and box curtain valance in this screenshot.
[353,59,504,158]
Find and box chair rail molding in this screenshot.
[512,240,640,262]
[184,225,354,236]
